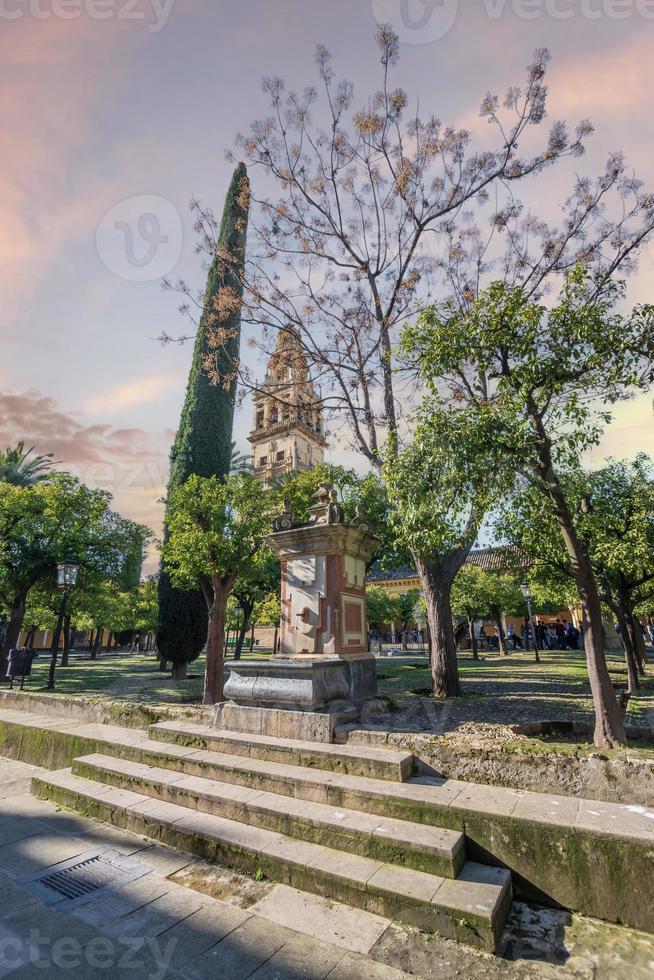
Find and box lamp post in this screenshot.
[46,559,79,690]
[520,582,539,663]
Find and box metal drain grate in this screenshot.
[19,847,151,909]
[39,853,126,900]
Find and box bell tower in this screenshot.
[249,328,327,482]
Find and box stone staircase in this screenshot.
[1,705,649,942]
[30,720,512,953]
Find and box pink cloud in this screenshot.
[0,390,170,543]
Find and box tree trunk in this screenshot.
[203,575,231,705]
[273,624,279,656]
[0,589,28,674]
[468,616,479,661]
[171,661,188,681]
[234,601,254,661]
[90,628,103,661]
[629,614,648,675]
[529,431,625,747]
[616,605,640,694]
[493,610,508,656]
[414,555,462,698]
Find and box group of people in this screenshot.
[615,620,654,648]
[475,619,581,652]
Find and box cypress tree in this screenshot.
[158,163,250,679]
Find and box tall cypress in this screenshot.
[158,163,250,678]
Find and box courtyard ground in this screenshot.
[14,647,654,746]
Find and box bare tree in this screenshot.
[165,27,654,697]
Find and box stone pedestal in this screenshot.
[219,485,381,741]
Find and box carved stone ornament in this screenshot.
[272,498,295,532]
[350,501,371,533]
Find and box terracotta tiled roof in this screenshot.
[367,546,527,584]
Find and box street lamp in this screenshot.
[520,581,539,662]
[46,559,80,690]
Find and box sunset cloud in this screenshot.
[0,390,170,546]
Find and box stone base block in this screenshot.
[219,657,378,743]
[213,702,357,742]
[223,657,377,712]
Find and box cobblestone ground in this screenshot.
[371,649,654,740]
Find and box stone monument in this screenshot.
[219,484,379,741]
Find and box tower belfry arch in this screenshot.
[248,328,327,482]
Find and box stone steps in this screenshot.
[2,708,653,933]
[32,767,511,952]
[148,721,414,782]
[70,753,466,878]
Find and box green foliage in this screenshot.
[159,163,250,667]
[0,473,151,650]
[254,590,281,628]
[451,566,525,621]
[451,566,497,620]
[405,268,654,471]
[0,474,113,604]
[365,587,397,628]
[365,587,421,630]
[163,474,277,597]
[0,441,54,486]
[384,406,512,559]
[499,456,654,616]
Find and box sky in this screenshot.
[1,0,653,573]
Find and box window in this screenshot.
[276,450,285,461]
[258,456,268,467]
[256,412,264,429]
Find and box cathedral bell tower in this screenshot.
[248,328,327,482]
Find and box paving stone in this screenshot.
[128,842,197,877]
[105,883,205,938]
[250,884,391,955]
[248,931,345,979]
[0,833,95,877]
[0,818,45,848]
[71,872,173,925]
[0,794,54,819]
[325,950,414,979]
[0,872,40,920]
[160,902,252,971]
[180,914,294,980]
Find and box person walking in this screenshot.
[507,624,522,650]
